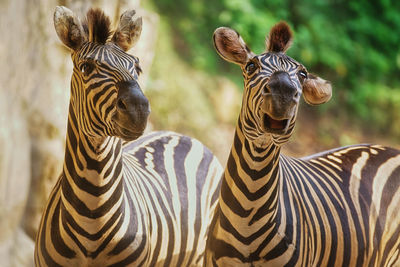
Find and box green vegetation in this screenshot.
[144,17,240,161]
[149,0,400,138]
[146,19,217,137]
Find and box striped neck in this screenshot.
[221,120,282,228]
[207,116,285,262]
[54,99,141,259]
[61,104,124,213]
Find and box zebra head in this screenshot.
[213,22,332,144]
[54,6,150,141]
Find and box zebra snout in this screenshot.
[267,71,298,99]
[261,71,299,119]
[115,80,150,137]
[116,80,150,116]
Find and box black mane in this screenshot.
[83,8,112,44]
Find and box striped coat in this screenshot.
[205,22,400,266]
[35,7,222,266]
[36,131,221,266]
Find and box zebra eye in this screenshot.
[298,70,308,80]
[80,62,94,75]
[245,62,257,74]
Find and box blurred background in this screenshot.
[0,0,399,265]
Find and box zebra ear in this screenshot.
[213,27,253,65]
[54,6,86,50]
[302,74,332,105]
[112,10,143,51]
[266,21,293,53]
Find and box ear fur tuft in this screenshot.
[54,6,86,50]
[303,74,332,105]
[266,21,293,53]
[213,27,252,65]
[112,10,143,51]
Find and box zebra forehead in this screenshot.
[75,42,142,76]
[77,43,139,63]
[259,52,300,66]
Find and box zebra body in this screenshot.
[208,131,400,266]
[36,131,221,266]
[205,22,400,266]
[35,7,222,266]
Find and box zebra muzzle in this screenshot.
[261,112,290,133]
[113,80,150,140]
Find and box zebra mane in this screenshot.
[83,8,112,44]
[266,21,293,53]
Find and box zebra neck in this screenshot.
[220,123,282,230]
[63,106,123,192]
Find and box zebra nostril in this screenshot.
[294,91,299,98]
[117,99,128,111]
[262,86,270,96]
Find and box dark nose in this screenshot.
[116,80,150,123]
[261,71,299,120]
[264,71,298,98]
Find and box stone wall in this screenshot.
[0,0,158,266]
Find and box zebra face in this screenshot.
[71,42,149,141]
[242,52,303,135]
[54,7,150,141]
[213,22,332,142]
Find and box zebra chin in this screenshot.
[111,107,150,141]
[113,125,145,141]
[112,118,148,141]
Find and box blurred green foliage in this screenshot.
[150,0,400,137]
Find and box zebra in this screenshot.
[204,22,400,266]
[34,6,222,266]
